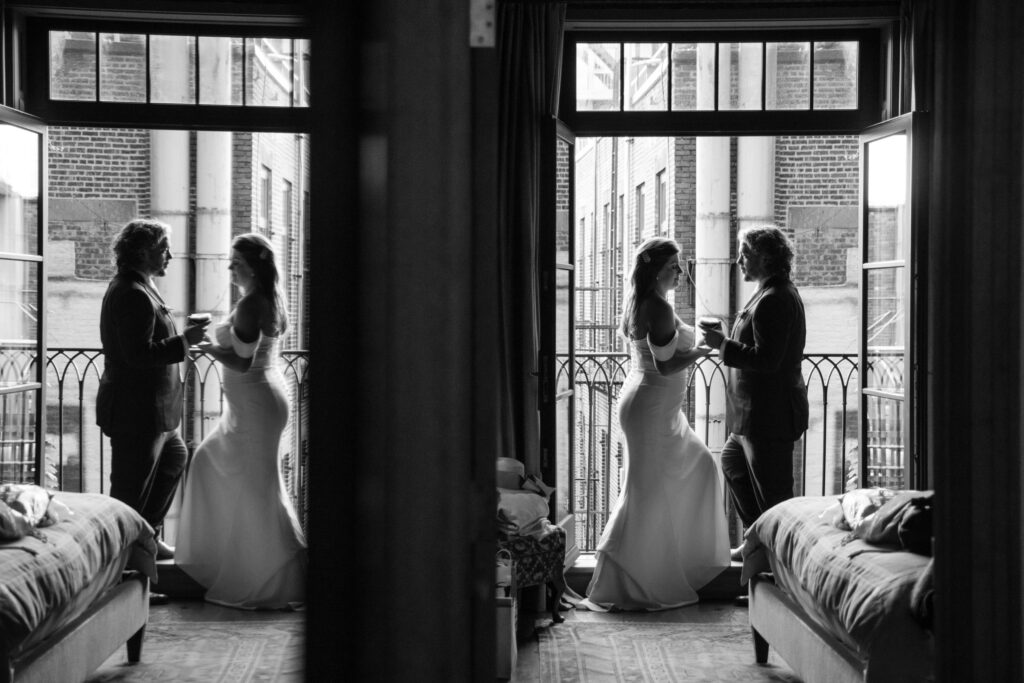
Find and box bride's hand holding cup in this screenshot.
[185,312,212,345]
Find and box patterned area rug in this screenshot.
[86,616,303,682]
[538,621,801,682]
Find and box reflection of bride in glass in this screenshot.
[177,232,306,609]
[579,237,729,612]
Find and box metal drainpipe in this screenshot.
[736,42,776,309]
[195,37,234,322]
[694,43,732,453]
[148,37,192,546]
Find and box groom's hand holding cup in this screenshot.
[185,312,212,345]
[698,316,725,348]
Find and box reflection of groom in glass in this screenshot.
[701,226,808,560]
[95,220,208,560]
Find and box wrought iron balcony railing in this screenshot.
[559,351,903,551]
[0,347,309,532]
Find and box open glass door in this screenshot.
[859,113,926,490]
[0,106,47,485]
[540,119,579,566]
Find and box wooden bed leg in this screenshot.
[752,626,769,664]
[548,575,566,624]
[127,625,146,663]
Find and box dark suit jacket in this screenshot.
[96,271,187,436]
[721,274,809,442]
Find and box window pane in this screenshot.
[0,260,39,347]
[99,33,146,103]
[150,35,196,104]
[0,125,41,256]
[670,43,699,110]
[866,133,907,263]
[864,394,905,488]
[814,41,858,110]
[293,39,311,107]
[246,38,294,107]
[624,44,668,111]
[767,42,810,110]
[556,268,571,355]
[50,31,96,101]
[555,391,572,523]
[719,43,762,111]
[198,37,242,105]
[865,267,905,392]
[576,43,620,111]
[0,388,39,483]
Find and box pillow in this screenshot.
[496,489,549,530]
[837,487,896,532]
[0,483,52,526]
[0,485,73,540]
[0,500,37,541]
[853,490,933,554]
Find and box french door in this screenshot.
[539,118,579,563]
[859,112,928,490]
[0,106,47,485]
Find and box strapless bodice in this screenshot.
[249,335,281,370]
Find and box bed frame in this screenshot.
[750,574,866,683]
[1,572,149,683]
[749,573,933,683]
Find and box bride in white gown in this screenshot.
[580,237,730,611]
[177,233,306,609]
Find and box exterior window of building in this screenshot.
[259,164,272,229]
[283,179,294,229]
[634,183,645,242]
[655,169,667,234]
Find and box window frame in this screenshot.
[560,28,881,136]
[23,17,311,132]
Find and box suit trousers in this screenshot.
[109,429,188,532]
[721,433,795,529]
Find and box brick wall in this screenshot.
[47,126,150,280]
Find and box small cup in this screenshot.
[697,316,721,330]
[187,313,212,326]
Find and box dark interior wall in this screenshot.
[307,0,494,680]
[928,0,1024,681]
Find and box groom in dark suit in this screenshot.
[96,219,208,562]
[701,226,808,559]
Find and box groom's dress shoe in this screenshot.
[149,592,171,606]
[156,540,175,560]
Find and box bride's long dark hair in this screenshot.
[619,237,680,339]
[233,232,288,332]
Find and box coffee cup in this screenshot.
[187,313,212,326]
[698,317,721,330]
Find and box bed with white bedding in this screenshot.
[740,493,934,683]
[0,490,156,683]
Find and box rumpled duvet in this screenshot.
[0,492,156,654]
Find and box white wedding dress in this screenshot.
[177,326,306,609]
[581,322,730,611]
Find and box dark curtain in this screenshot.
[496,2,566,470]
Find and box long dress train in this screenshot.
[177,331,306,609]
[581,323,730,611]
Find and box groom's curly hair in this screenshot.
[740,225,795,277]
[619,237,680,339]
[112,219,169,272]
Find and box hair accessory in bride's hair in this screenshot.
[640,251,651,263]
[259,248,270,261]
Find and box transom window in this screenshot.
[48,31,310,108]
[576,41,859,113]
